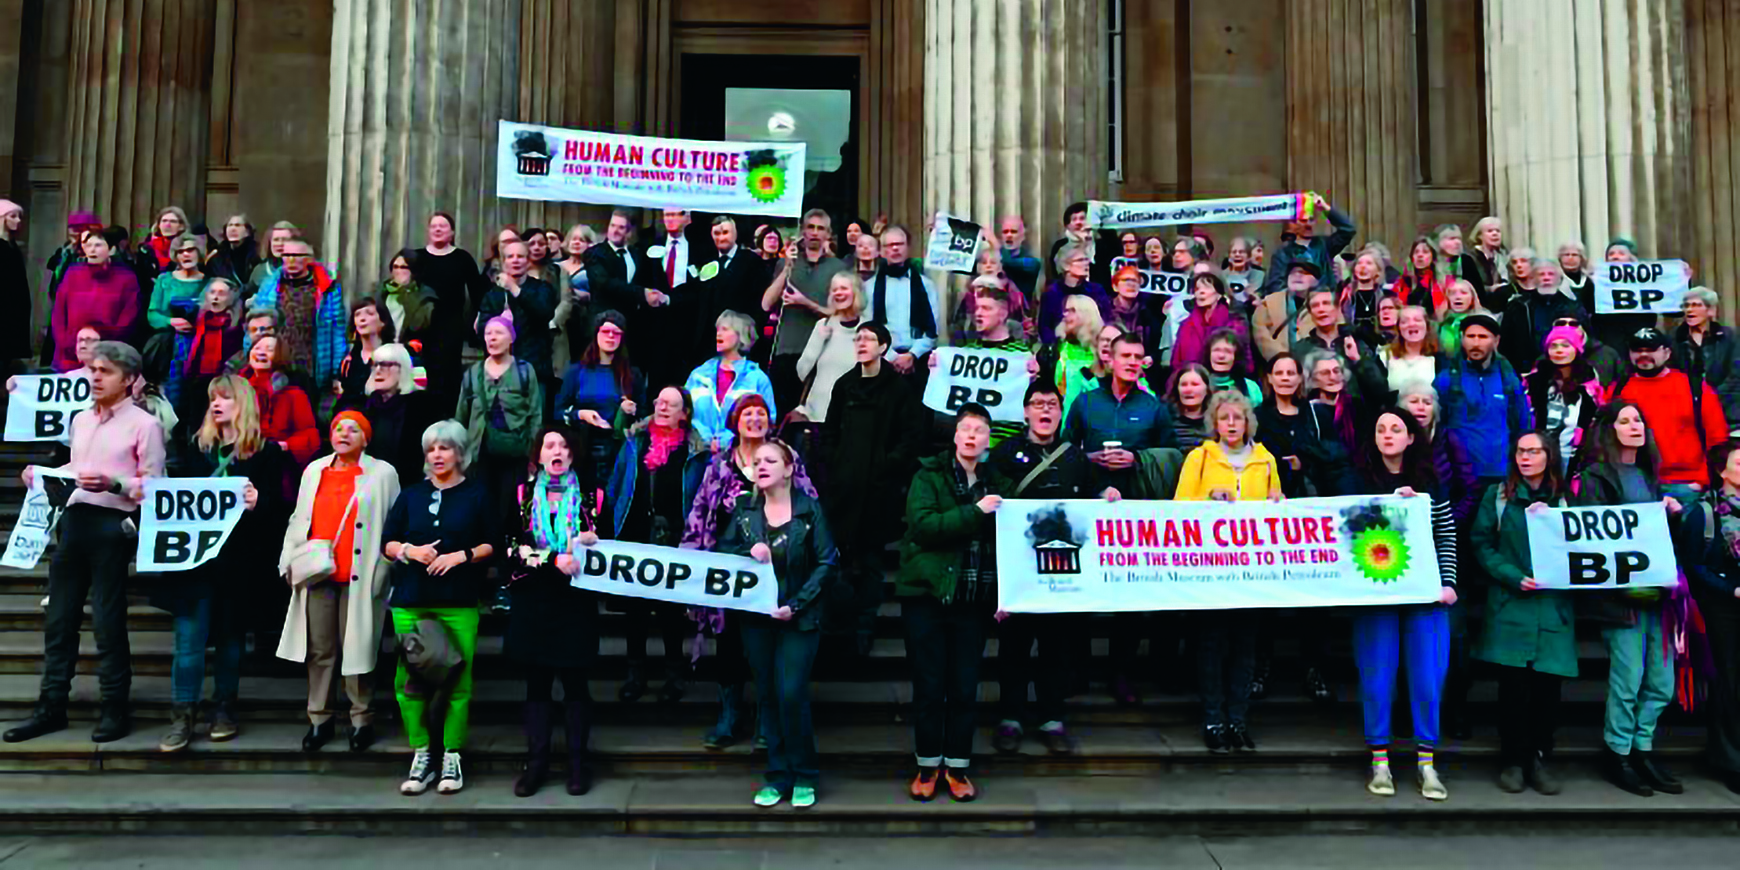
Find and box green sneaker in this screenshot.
[753,786,784,807]
[792,786,816,809]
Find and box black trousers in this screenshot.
[997,613,1071,726]
[903,594,988,764]
[41,505,133,705]
[1197,611,1259,727]
[1697,589,1740,775]
[1495,664,1563,767]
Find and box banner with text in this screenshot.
[1087,193,1316,231]
[4,375,91,442]
[926,213,983,274]
[923,347,1031,423]
[571,540,777,614]
[136,478,249,572]
[0,468,77,570]
[1593,260,1690,315]
[996,495,1443,613]
[1109,257,1189,296]
[496,121,807,218]
[1525,502,1679,589]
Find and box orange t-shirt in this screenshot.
[309,465,364,583]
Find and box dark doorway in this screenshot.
[679,53,861,228]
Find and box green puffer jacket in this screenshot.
[1470,484,1579,678]
[895,451,1011,602]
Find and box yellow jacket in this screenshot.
[1175,440,1283,502]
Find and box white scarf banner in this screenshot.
[4,375,91,443]
[136,478,249,572]
[996,495,1442,613]
[922,347,1031,423]
[572,540,778,614]
[1,467,77,570]
[496,121,807,218]
[1087,193,1315,231]
[1592,260,1690,315]
[1524,502,1679,589]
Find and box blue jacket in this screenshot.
[252,263,348,387]
[604,422,710,540]
[1433,355,1532,479]
[685,356,776,450]
[1063,381,1177,492]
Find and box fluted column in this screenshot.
[64,0,216,233]
[511,0,624,232]
[1485,0,1691,257]
[324,0,520,291]
[923,0,1104,252]
[1286,0,1417,248]
[1689,0,1740,312]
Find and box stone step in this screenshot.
[0,764,1735,837]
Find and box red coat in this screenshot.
[248,369,320,466]
[1170,301,1251,374]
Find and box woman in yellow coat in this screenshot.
[1175,389,1281,753]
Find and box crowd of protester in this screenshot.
[1,194,1739,812]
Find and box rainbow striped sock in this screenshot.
[1371,748,1390,769]
[1417,746,1435,768]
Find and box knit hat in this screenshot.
[0,200,20,219]
[330,409,373,443]
[66,211,100,229]
[1459,313,1501,336]
[483,315,517,341]
[1606,236,1639,257]
[1543,325,1585,356]
[592,309,628,337]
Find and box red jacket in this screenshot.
[248,369,320,466]
[1612,369,1728,486]
[51,263,140,371]
[1170,301,1251,374]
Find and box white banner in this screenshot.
[1,467,77,570]
[1111,257,1188,296]
[1087,193,1314,231]
[925,212,982,274]
[136,478,249,572]
[572,539,777,614]
[496,121,807,218]
[1525,502,1679,589]
[1593,260,1690,315]
[996,495,1443,613]
[4,375,91,443]
[922,347,1031,423]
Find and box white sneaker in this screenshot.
[400,750,435,795]
[1367,764,1396,796]
[1418,765,1448,801]
[437,750,464,794]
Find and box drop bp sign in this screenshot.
[1593,259,1690,315]
[570,539,778,614]
[922,347,1031,423]
[1524,503,1679,589]
[136,478,249,572]
[4,375,91,442]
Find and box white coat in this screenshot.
[276,453,401,675]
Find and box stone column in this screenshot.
[1688,0,1740,311]
[923,0,1104,257]
[1285,0,1418,249]
[63,0,216,234]
[1484,0,1691,258]
[324,0,520,291]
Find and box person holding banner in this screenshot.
[1175,390,1281,753]
[1349,408,1459,800]
[898,403,1011,802]
[1693,441,1740,794]
[995,216,1042,301]
[1257,194,1355,299]
[382,421,498,796]
[277,411,401,755]
[3,342,164,745]
[718,439,838,809]
[1669,287,1740,428]
[1593,238,1661,354]
[686,310,777,452]
[505,425,603,798]
[154,374,290,752]
[1569,402,1687,798]
[1471,431,1574,795]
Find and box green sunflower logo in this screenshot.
[1350,528,1410,584]
[745,163,786,204]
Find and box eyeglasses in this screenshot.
[1552,319,1580,327]
[1515,447,1547,456]
[1026,399,1062,411]
[372,361,401,370]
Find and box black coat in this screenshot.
[505,475,602,668]
[820,364,925,551]
[717,490,838,632]
[0,238,30,360]
[583,242,657,316]
[1500,290,1587,374]
[153,440,294,626]
[1673,322,1740,427]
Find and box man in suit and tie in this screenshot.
[691,216,767,371]
[651,208,709,294]
[584,209,664,314]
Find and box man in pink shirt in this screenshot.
[3,341,165,744]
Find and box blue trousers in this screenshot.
[741,619,821,789]
[1603,613,1674,754]
[1351,604,1449,747]
[170,594,244,706]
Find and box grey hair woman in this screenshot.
[686,309,778,452]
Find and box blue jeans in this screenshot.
[740,619,821,789]
[1351,605,1449,747]
[1603,612,1674,754]
[171,594,243,707]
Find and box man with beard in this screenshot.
[1611,327,1727,502]
[1432,313,1531,490]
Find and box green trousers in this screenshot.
[392,607,480,751]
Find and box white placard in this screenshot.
[1087,193,1312,230]
[1525,502,1679,589]
[4,375,91,443]
[1593,260,1690,315]
[136,477,249,572]
[1,468,78,570]
[925,212,982,274]
[572,539,778,614]
[922,347,1031,423]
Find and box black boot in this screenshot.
[657,663,690,704]
[702,683,746,750]
[3,700,68,743]
[91,701,130,744]
[513,701,553,798]
[618,666,647,703]
[1632,750,1684,795]
[1605,748,1654,797]
[564,697,592,796]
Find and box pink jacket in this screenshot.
[51,263,140,372]
[1169,301,1251,374]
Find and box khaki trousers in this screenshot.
[306,581,374,727]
